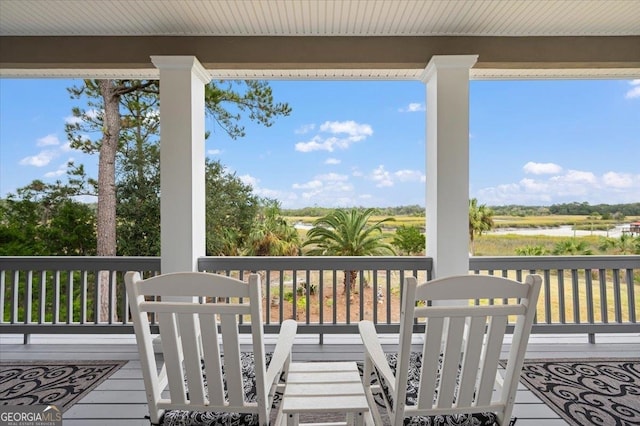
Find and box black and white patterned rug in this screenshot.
[0,360,127,412]
[517,358,640,426]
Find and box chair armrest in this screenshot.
[358,320,395,393]
[266,319,297,385]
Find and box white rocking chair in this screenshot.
[126,271,297,426]
[359,274,542,426]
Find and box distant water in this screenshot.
[295,222,627,238]
[488,225,625,238]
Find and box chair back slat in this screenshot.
[456,316,486,406]
[220,312,244,406]
[178,313,206,405]
[437,317,465,408]
[199,313,225,405]
[158,312,187,405]
[476,315,508,406]
[416,316,443,409]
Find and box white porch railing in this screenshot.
[1,255,637,344]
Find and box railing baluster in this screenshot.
[345,269,351,324]
[93,271,100,324]
[265,270,271,325]
[81,270,88,324]
[332,270,337,324]
[599,268,608,323]
[625,268,636,324]
[543,270,552,324]
[385,271,391,324]
[612,269,622,324]
[558,269,565,324]
[318,270,324,344]
[358,270,364,321]
[53,270,60,324]
[11,270,19,323]
[25,270,33,324]
[585,269,595,343]
[24,270,33,344]
[306,270,311,324]
[38,271,46,324]
[372,271,379,325]
[571,269,580,324]
[0,270,5,323]
[66,270,74,324]
[279,271,284,324]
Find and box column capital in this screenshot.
[420,55,479,82]
[151,55,210,84]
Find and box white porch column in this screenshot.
[421,55,478,278]
[151,56,210,273]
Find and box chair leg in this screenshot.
[286,413,299,426]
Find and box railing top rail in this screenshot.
[198,256,433,270]
[470,255,640,270]
[0,256,160,271]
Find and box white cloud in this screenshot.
[523,161,562,175]
[65,115,83,125]
[293,180,323,190]
[239,174,259,187]
[325,157,341,165]
[372,165,394,187]
[291,173,354,206]
[65,108,101,124]
[625,80,640,99]
[602,171,634,188]
[368,165,424,188]
[19,150,58,167]
[239,174,296,201]
[475,167,640,205]
[44,162,69,178]
[207,149,222,155]
[399,102,425,112]
[36,134,60,147]
[295,120,373,153]
[394,169,424,182]
[295,123,316,134]
[552,170,597,184]
[319,120,373,139]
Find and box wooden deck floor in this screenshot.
[1,333,639,426]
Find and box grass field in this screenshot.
[287,214,640,256]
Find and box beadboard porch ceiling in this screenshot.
[1,0,639,79]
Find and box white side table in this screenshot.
[281,361,372,426]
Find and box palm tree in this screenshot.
[598,234,640,254]
[469,198,494,255]
[515,245,548,256]
[552,239,593,255]
[303,208,395,292]
[244,200,300,256]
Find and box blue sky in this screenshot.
[1,78,638,209]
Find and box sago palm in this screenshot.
[244,201,300,256]
[303,208,395,292]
